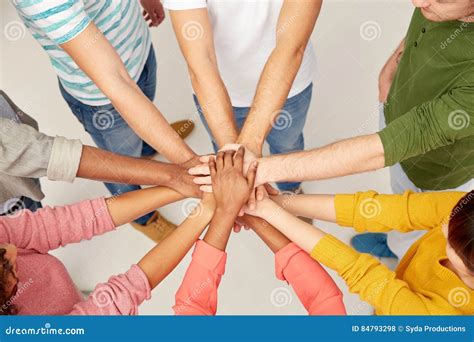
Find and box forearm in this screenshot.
[105,78,195,163]
[190,67,239,147]
[270,194,336,223]
[258,200,326,253]
[240,214,290,254]
[138,202,215,289]
[61,23,195,163]
[203,208,235,251]
[77,146,177,187]
[106,187,183,226]
[257,134,385,184]
[238,44,305,152]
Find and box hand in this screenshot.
[243,196,274,219]
[140,0,165,27]
[210,147,257,216]
[378,51,402,103]
[189,145,278,209]
[168,164,202,198]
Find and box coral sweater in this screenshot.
[0,198,150,315]
[311,190,473,315]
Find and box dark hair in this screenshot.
[0,249,17,315]
[448,190,474,273]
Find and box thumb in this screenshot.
[246,161,258,189]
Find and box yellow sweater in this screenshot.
[310,190,473,315]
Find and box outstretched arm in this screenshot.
[245,195,462,315]
[0,186,183,254]
[60,22,195,163]
[70,193,216,315]
[238,0,322,153]
[168,7,238,147]
[241,214,346,315]
[174,148,257,315]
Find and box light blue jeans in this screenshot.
[379,103,474,258]
[59,47,158,224]
[194,83,313,191]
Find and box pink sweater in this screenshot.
[173,241,346,315]
[0,198,150,315]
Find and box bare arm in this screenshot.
[169,9,238,147]
[106,187,184,226]
[270,194,336,223]
[238,0,322,153]
[61,23,195,163]
[78,146,201,198]
[256,134,385,185]
[379,38,405,103]
[137,195,215,289]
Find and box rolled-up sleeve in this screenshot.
[379,85,474,166]
[47,135,83,182]
[69,265,151,315]
[0,118,83,182]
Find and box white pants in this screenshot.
[379,103,474,259]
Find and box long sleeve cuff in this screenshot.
[47,136,83,182]
[310,235,360,274]
[69,264,151,315]
[334,194,357,227]
[276,242,346,315]
[173,240,226,315]
[192,240,227,275]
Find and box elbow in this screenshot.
[103,68,138,102]
[187,54,218,85]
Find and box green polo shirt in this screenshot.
[378,9,473,190]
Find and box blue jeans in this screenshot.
[194,83,313,191]
[59,47,157,224]
[1,196,42,216]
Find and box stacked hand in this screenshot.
[209,147,257,216]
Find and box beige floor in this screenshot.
[0,0,413,314]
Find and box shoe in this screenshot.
[171,119,195,140]
[281,186,313,225]
[350,233,397,258]
[131,211,177,243]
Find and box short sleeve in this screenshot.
[13,0,91,45]
[163,0,207,10]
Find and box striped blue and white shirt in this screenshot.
[12,0,151,105]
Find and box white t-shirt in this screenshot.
[164,0,316,107]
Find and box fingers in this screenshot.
[234,146,245,170]
[189,164,210,176]
[193,176,212,185]
[247,188,257,210]
[233,223,242,233]
[219,143,242,152]
[246,161,258,189]
[216,151,225,170]
[264,183,280,196]
[209,158,217,179]
[223,150,234,168]
[200,185,213,193]
[199,154,215,163]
